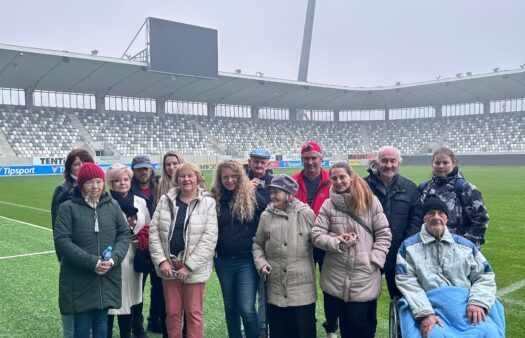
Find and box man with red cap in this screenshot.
[291,141,334,337]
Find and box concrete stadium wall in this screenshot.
[402,153,525,166]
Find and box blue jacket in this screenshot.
[395,225,496,319]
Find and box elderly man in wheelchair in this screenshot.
[392,196,505,338]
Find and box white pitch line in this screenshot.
[497,279,525,297]
[0,250,55,260]
[0,215,51,231]
[0,200,50,213]
[500,298,525,307]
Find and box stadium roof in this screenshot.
[1,43,524,110]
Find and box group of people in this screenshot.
[51,141,502,338]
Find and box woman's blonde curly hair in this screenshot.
[211,160,255,223]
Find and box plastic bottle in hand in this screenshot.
[101,246,112,261]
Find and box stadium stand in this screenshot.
[0,106,78,157]
[444,112,525,153]
[366,118,448,155]
[77,111,208,156]
[0,105,524,158]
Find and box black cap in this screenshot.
[131,155,153,170]
[422,195,449,217]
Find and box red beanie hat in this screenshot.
[77,163,105,187]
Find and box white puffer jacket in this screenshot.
[149,187,218,283]
[312,191,391,302]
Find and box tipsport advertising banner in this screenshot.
[0,163,162,177]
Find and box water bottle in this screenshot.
[101,246,112,261]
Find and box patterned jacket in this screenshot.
[419,167,489,247]
[395,225,496,319]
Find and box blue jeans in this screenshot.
[61,314,74,338]
[257,279,265,330]
[215,256,259,338]
[74,309,108,338]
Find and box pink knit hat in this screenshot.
[77,163,105,187]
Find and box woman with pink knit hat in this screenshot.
[54,163,131,338]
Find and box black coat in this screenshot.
[364,172,422,271]
[246,168,273,206]
[215,190,267,258]
[51,177,76,229]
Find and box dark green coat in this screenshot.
[54,188,131,315]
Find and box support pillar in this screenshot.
[251,106,259,119]
[483,101,490,114]
[207,102,215,118]
[434,105,443,118]
[24,89,33,109]
[95,94,105,113]
[156,99,166,116]
[289,108,297,121]
[333,110,340,122]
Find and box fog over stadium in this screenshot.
[1,0,524,86]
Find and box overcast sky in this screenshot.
[1,0,524,87]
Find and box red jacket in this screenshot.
[292,169,331,216]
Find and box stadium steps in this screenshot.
[0,128,16,156]
[359,124,373,153]
[188,119,226,154]
[67,112,120,156]
[241,121,268,148]
[431,118,456,151]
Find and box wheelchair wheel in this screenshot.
[388,298,401,338]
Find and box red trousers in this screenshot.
[162,262,205,338]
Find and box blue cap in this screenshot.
[249,148,271,159]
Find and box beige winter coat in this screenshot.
[252,198,317,307]
[149,187,218,284]
[312,191,391,302]
[109,196,149,315]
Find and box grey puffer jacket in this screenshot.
[253,198,317,307]
[149,187,218,283]
[395,225,496,319]
[312,190,391,302]
[419,167,489,247]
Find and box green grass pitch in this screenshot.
[0,165,523,337]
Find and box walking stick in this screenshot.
[264,275,269,338]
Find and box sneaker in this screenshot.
[326,333,337,338]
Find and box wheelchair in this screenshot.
[388,297,402,338]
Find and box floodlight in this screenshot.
[520,64,525,69]
[436,75,442,80]
[91,50,99,56]
[456,73,462,78]
[466,72,472,76]
[493,68,500,72]
[395,81,401,86]
[235,69,242,74]
[256,71,264,77]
